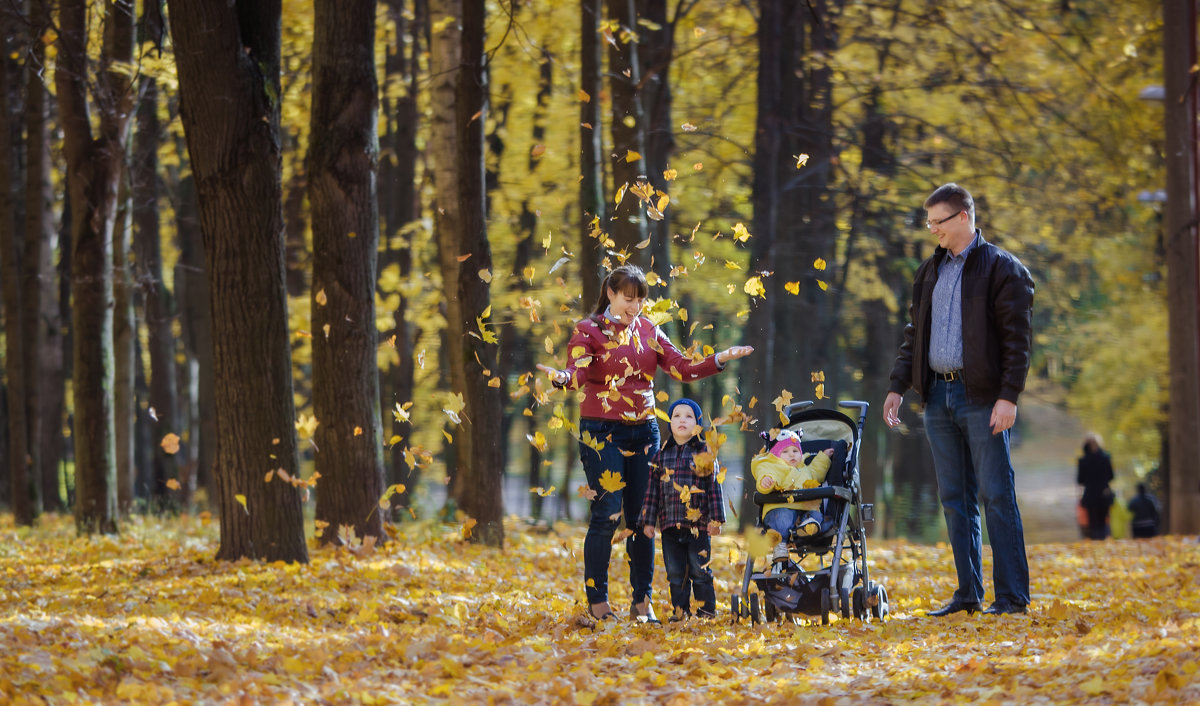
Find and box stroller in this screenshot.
[731,400,890,625]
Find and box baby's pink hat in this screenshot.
[770,430,802,457]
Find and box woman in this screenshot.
[538,265,752,622]
[1077,433,1115,540]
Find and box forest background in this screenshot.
[0,0,1190,557]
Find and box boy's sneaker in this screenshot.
[798,518,820,536]
[772,542,789,561]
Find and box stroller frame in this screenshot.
[731,400,890,625]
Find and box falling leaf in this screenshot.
[817,280,828,291]
[663,168,678,181]
[794,153,810,168]
[732,223,751,242]
[692,162,703,171]
[744,276,766,299]
[578,484,598,501]
[456,253,472,262]
[530,144,546,159]
[813,257,827,271]
[785,281,800,295]
[530,486,556,497]
[527,431,548,452]
[353,426,363,437]
[295,414,319,440]
[235,494,248,513]
[624,150,641,163]
[160,433,181,455]
[478,269,492,283]
[461,517,477,540]
[598,470,625,493]
[773,390,793,412]
[680,122,697,132]
[165,479,181,491]
[315,289,328,306]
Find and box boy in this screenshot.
[637,398,726,621]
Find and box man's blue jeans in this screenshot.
[579,418,659,606]
[923,378,1030,606]
[660,527,716,616]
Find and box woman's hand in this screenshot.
[642,525,656,539]
[536,363,569,386]
[716,345,754,365]
[708,521,722,536]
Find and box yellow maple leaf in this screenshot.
[785,281,800,295]
[813,257,827,271]
[773,390,793,412]
[598,470,626,493]
[732,223,751,242]
[527,431,548,452]
[393,402,412,423]
[295,413,319,440]
[165,479,181,491]
[744,276,765,298]
[578,484,598,502]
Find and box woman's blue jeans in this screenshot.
[579,418,659,606]
[923,377,1030,606]
[660,527,716,616]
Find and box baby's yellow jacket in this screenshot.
[751,452,832,513]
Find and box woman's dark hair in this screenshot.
[592,264,650,315]
[924,183,975,217]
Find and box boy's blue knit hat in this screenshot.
[668,398,704,427]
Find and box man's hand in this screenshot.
[990,399,1017,435]
[642,525,656,539]
[883,391,904,428]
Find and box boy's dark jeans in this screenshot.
[660,526,716,616]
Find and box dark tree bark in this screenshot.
[22,0,56,517]
[429,0,505,546]
[1162,0,1200,533]
[308,0,386,545]
[579,0,607,307]
[57,0,137,535]
[133,56,183,509]
[379,0,423,517]
[171,162,216,502]
[114,161,136,513]
[167,0,308,562]
[606,0,649,259]
[0,0,32,524]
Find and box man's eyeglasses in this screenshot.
[925,211,962,229]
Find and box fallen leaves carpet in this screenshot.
[1,515,1197,704]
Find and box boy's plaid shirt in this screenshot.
[637,435,726,532]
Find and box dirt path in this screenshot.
[1011,395,1085,543]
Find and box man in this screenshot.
[882,183,1034,616]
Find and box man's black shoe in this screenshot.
[983,601,1027,615]
[927,600,981,617]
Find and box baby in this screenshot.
[750,429,834,560]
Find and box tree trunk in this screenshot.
[606,0,649,259]
[0,8,32,523]
[174,171,216,501]
[429,0,505,546]
[379,0,422,517]
[114,161,137,513]
[308,0,386,545]
[579,0,606,308]
[740,0,788,529]
[57,0,136,535]
[167,0,308,562]
[1162,0,1200,534]
[637,0,682,289]
[134,75,183,510]
[22,0,55,518]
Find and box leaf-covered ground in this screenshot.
[1,515,1197,704]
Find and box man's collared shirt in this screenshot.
[928,232,979,374]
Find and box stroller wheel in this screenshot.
[749,592,762,624]
[869,584,889,621]
[852,585,867,620]
[819,588,831,626]
[764,596,778,623]
[731,594,742,623]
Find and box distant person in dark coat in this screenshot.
[1127,483,1161,539]
[1076,433,1114,540]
